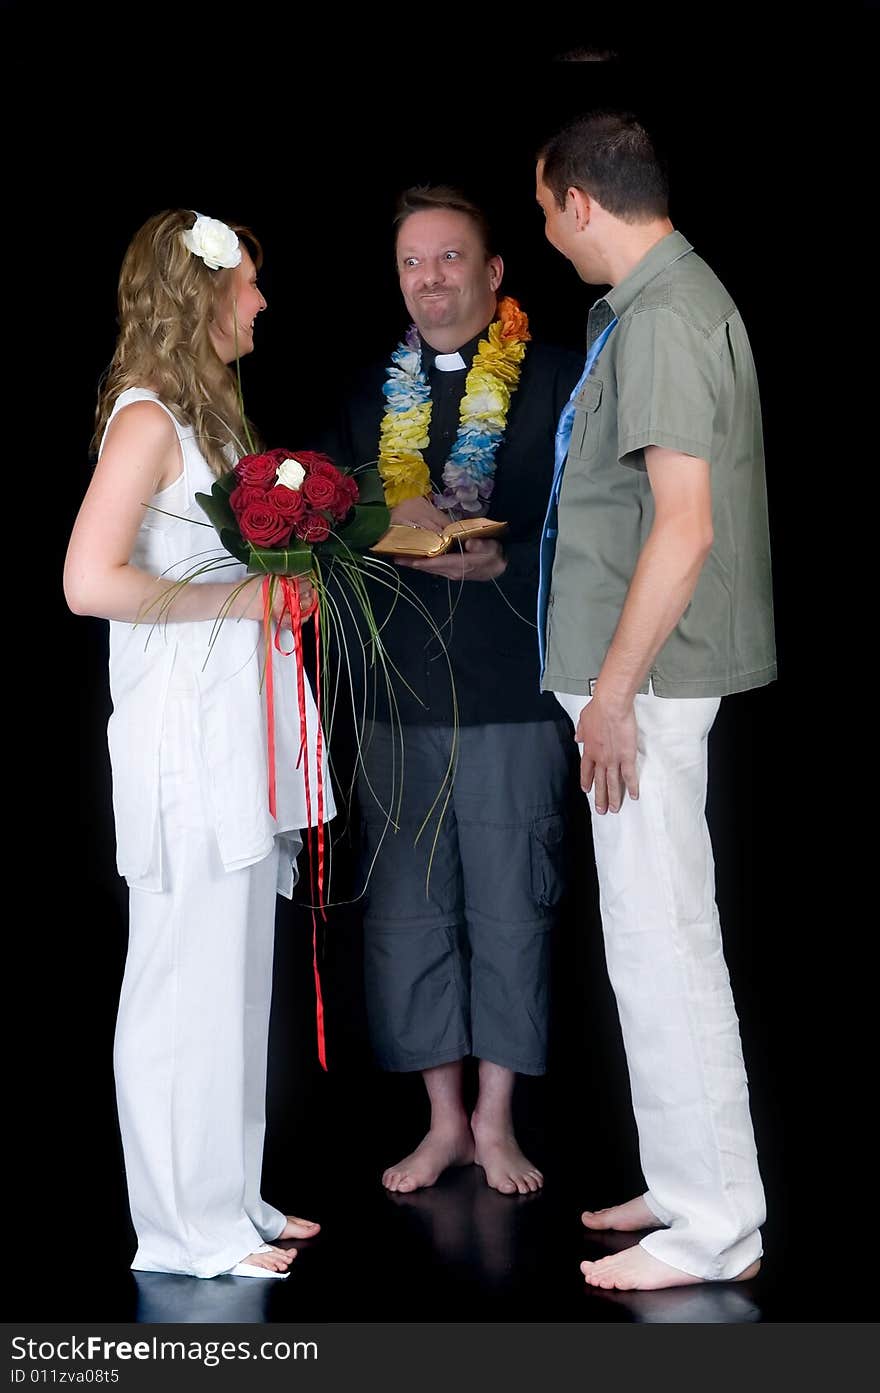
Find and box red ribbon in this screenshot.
[262,576,327,1071]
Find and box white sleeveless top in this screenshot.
[101,388,334,893]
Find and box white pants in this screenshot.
[114,690,294,1278]
[555,688,765,1280]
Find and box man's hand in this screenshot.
[565,444,711,811]
[575,694,639,813]
[397,537,508,581]
[390,495,448,534]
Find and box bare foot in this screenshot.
[382,1125,475,1193]
[471,1115,544,1195]
[276,1215,321,1240]
[581,1195,661,1232]
[581,1245,761,1291]
[239,1246,296,1274]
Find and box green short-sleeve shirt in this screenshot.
[543,230,776,698]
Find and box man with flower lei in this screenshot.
[324,187,582,1196]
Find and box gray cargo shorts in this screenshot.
[357,720,576,1075]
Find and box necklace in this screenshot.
[378,296,530,516]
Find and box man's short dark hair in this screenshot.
[393,185,495,259]
[539,112,668,223]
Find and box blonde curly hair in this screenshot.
[93,209,263,476]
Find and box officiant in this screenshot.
[322,186,581,1198]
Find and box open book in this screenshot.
[370,516,508,558]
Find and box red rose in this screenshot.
[336,473,359,514]
[238,499,294,547]
[230,482,266,516]
[295,511,331,543]
[303,472,338,509]
[295,451,338,477]
[234,452,280,489]
[310,459,342,481]
[271,484,306,519]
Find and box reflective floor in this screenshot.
[128,1166,763,1327]
[17,1048,856,1326]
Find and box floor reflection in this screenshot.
[586,1282,762,1323]
[133,1270,273,1324]
[385,1164,541,1283]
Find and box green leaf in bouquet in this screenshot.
[350,467,385,506]
[195,480,237,534]
[219,528,250,565]
[214,471,238,498]
[332,503,391,551]
[247,541,313,576]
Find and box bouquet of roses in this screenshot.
[197,446,388,576]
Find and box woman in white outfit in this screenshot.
[64,210,333,1279]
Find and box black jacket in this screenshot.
[322,330,582,725]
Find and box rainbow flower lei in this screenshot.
[378,296,531,516]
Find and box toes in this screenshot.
[496,1178,518,1194]
[396,1175,417,1193]
[254,1253,291,1271]
[285,1223,318,1237]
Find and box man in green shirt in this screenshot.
[535,112,775,1290]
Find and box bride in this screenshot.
[64,210,332,1279]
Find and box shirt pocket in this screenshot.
[568,376,604,463]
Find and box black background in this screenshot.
[6,5,872,1326]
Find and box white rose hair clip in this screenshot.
[182,213,242,270]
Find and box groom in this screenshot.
[535,112,775,1290]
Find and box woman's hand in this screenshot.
[236,575,315,627]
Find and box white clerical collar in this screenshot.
[433,351,467,373]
